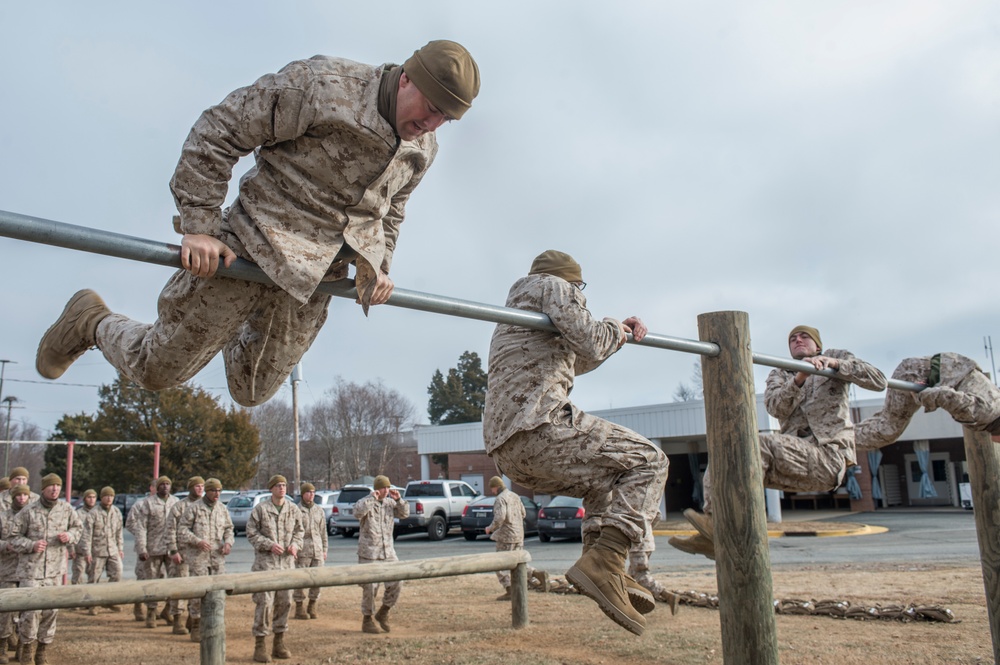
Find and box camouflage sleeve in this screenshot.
[353,494,376,521]
[116,509,124,553]
[378,147,437,274]
[765,368,804,421]
[9,511,33,554]
[829,349,888,392]
[223,510,235,548]
[488,493,508,533]
[393,497,409,520]
[166,504,183,553]
[542,280,621,371]
[131,502,149,555]
[78,512,94,557]
[178,506,199,548]
[66,507,83,546]
[292,510,304,551]
[245,504,274,553]
[169,60,319,236]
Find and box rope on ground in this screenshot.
[534,577,959,623]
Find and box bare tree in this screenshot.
[248,399,295,488]
[673,361,704,402]
[304,378,415,488]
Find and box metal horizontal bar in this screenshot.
[0,208,920,390]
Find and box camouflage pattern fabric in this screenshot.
[483,274,668,546]
[356,493,408,614]
[0,489,38,513]
[293,502,328,603]
[488,488,525,544]
[17,577,59,645]
[84,504,124,584]
[125,496,150,584]
[247,499,303,637]
[130,494,179,558]
[856,353,1000,450]
[178,498,234,618]
[165,496,200,616]
[10,500,82,580]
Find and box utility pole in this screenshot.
[290,364,303,496]
[0,360,15,433]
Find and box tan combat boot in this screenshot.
[87,606,97,616]
[293,602,308,620]
[668,533,716,560]
[133,603,144,622]
[683,509,715,542]
[30,643,44,665]
[495,587,511,601]
[566,526,646,636]
[271,632,291,660]
[531,570,551,592]
[253,635,271,663]
[361,615,380,634]
[158,604,171,625]
[16,642,32,665]
[374,605,391,633]
[189,618,201,643]
[144,606,156,628]
[36,289,111,379]
[172,613,188,635]
[584,530,653,614]
[656,588,682,616]
[306,599,317,619]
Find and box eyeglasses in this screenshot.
[573,281,587,291]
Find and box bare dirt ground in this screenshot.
[43,562,992,664]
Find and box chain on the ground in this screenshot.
[532,577,959,623]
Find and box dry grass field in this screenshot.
[38,561,992,664]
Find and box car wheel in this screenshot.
[341,529,354,538]
[539,532,551,543]
[427,515,447,541]
[463,531,477,541]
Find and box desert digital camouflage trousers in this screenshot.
[856,355,1000,450]
[292,555,324,603]
[252,587,291,637]
[491,406,669,545]
[90,555,122,584]
[359,555,402,615]
[493,542,537,590]
[18,578,59,645]
[169,558,189,616]
[70,553,90,585]
[627,550,669,597]
[186,560,224,619]
[702,434,846,515]
[96,268,331,408]
[144,554,175,609]
[0,581,17,639]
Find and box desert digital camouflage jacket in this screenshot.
[73,505,97,554]
[0,506,27,582]
[483,274,624,454]
[355,493,408,560]
[246,499,303,571]
[81,504,124,558]
[130,494,179,557]
[10,500,83,580]
[166,496,200,555]
[488,488,525,544]
[298,502,328,559]
[765,348,887,465]
[178,498,235,570]
[0,489,39,513]
[169,56,438,305]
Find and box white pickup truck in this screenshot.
[394,480,481,540]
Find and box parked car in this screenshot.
[395,480,480,541]
[537,496,585,542]
[460,494,540,541]
[328,485,402,538]
[175,489,239,505]
[292,489,340,527]
[226,491,271,535]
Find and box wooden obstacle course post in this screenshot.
[510,562,529,628]
[963,427,1000,663]
[200,589,226,665]
[698,311,778,665]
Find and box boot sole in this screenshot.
[566,565,645,636]
[627,585,656,615]
[668,536,716,560]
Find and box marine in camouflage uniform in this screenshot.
[483,251,668,636]
[70,490,98,586]
[856,353,1000,450]
[246,475,302,662]
[36,41,481,411]
[356,475,408,635]
[9,474,83,664]
[0,485,32,662]
[130,476,179,627]
[0,468,39,513]
[674,326,887,560]
[292,483,328,620]
[166,476,205,634]
[82,487,124,610]
[484,476,547,598]
[178,478,233,643]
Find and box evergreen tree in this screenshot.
[427,351,488,425]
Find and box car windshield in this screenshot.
[546,496,583,508]
[337,489,371,504]
[405,484,445,498]
[228,497,251,509]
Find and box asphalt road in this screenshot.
[114,508,982,580]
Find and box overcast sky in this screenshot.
[1,2,998,438]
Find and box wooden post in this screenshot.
[963,427,1000,663]
[698,311,779,665]
[200,590,226,665]
[510,562,528,628]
